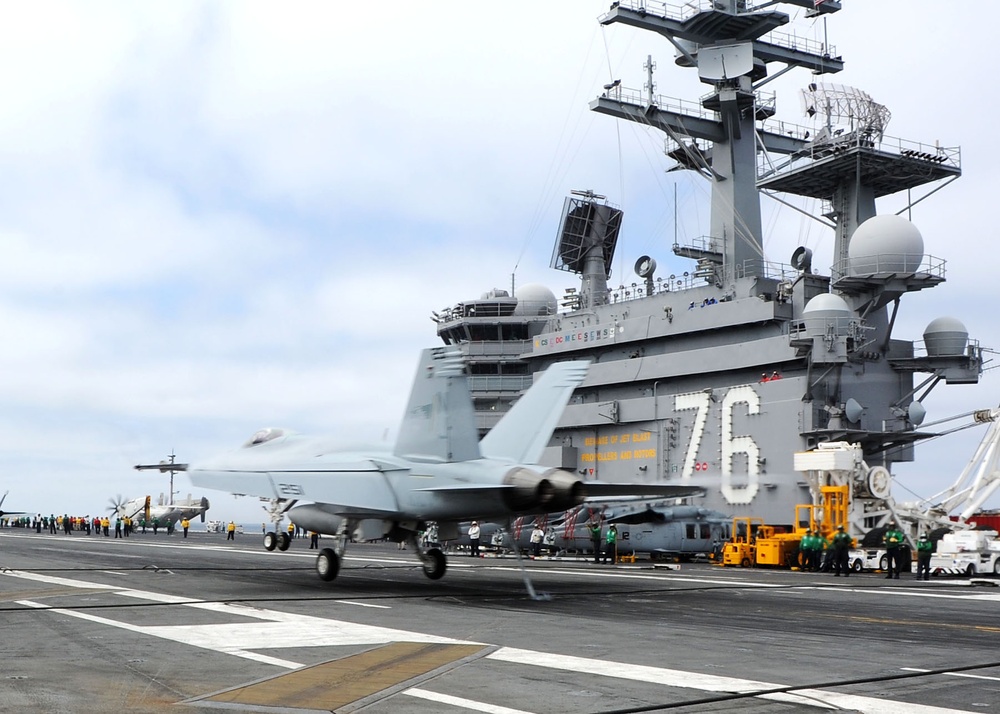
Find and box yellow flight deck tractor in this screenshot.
[721,517,764,567]
[721,486,852,569]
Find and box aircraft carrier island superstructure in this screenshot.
[433,0,983,527]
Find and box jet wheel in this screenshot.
[263,531,278,551]
[422,548,447,580]
[316,548,340,582]
[277,532,291,551]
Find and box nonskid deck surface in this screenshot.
[2,530,998,713]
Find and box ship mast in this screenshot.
[591,0,843,285]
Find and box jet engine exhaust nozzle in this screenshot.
[501,467,584,513]
[502,468,555,511]
[542,468,586,512]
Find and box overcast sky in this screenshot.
[1,1,997,525]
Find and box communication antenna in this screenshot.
[134,450,189,505]
[801,83,891,143]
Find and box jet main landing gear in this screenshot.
[316,548,340,581]
[408,532,447,580]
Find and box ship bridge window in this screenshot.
[243,427,286,448]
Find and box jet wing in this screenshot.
[186,458,405,517]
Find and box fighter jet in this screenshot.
[139,347,703,592]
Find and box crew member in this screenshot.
[115,518,122,538]
[883,520,905,579]
[915,533,933,580]
[530,524,545,557]
[603,524,618,564]
[589,518,602,563]
[181,518,190,538]
[226,521,236,540]
[287,521,295,541]
[799,529,815,571]
[309,530,319,549]
[468,521,481,557]
[830,525,852,577]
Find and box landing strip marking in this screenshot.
[903,667,1000,683]
[335,599,391,609]
[403,687,534,714]
[0,570,980,714]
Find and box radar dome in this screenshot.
[848,215,924,275]
[802,293,853,336]
[923,316,968,357]
[514,284,557,317]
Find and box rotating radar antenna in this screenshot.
[551,190,622,309]
[802,83,891,143]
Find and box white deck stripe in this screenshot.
[404,687,536,714]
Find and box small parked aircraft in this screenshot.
[108,493,210,529]
[138,347,703,594]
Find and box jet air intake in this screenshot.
[502,467,584,513]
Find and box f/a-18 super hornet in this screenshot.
[140,347,703,595]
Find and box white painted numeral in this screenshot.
[674,391,711,481]
[674,386,761,505]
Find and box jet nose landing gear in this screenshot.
[263,531,278,551]
[262,530,292,551]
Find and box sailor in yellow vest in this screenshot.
[287,521,295,540]
[181,518,190,538]
[226,521,236,540]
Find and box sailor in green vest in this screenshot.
[915,533,934,581]
[603,524,618,564]
[882,520,905,579]
[830,524,852,577]
[800,529,817,571]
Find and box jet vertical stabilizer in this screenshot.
[393,346,481,463]
[480,360,590,463]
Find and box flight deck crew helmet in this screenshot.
[836,525,844,530]
[920,534,928,540]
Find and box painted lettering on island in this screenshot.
[581,448,656,463]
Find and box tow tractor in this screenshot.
[720,486,851,568]
[929,529,1000,576]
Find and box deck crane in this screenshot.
[795,407,1000,548]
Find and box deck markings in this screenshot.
[0,569,982,713]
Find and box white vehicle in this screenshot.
[848,547,914,573]
[849,548,890,573]
[929,529,1000,576]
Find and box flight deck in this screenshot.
[2,528,998,713]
